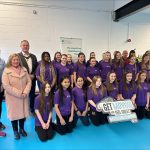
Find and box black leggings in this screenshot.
[11,118,26,131]
[56,114,74,135]
[35,125,54,142]
[89,109,107,126]
[135,106,146,120]
[29,79,36,113]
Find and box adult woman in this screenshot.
[2,53,31,140]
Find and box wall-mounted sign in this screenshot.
[96,97,138,123]
[60,37,82,62]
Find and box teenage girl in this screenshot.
[135,71,150,120]
[54,76,74,135]
[87,76,108,126]
[72,76,90,126]
[119,71,136,104]
[35,83,54,141]
[105,71,120,100]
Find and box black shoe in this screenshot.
[0,122,6,130]
[19,129,27,137]
[14,131,20,140]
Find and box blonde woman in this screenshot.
[2,53,31,140]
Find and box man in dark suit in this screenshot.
[18,40,37,114]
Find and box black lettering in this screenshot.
[103,104,108,111]
[107,103,113,111]
[103,103,113,111]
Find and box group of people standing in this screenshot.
[0,40,150,142]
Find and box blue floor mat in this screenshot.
[1,102,150,150]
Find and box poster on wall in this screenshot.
[60,37,82,62]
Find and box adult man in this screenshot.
[122,50,128,64]
[18,40,37,114]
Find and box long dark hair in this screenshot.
[41,51,51,63]
[128,55,138,74]
[58,76,72,105]
[39,84,53,113]
[76,76,87,102]
[122,71,134,92]
[141,53,150,70]
[54,51,61,61]
[112,51,124,68]
[137,70,147,89]
[128,50,136,60]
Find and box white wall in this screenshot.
[112,0,150,56]
[114,0,133,10]
[0,0,150,62]
[110,13,150,54]
[0,0,114,61]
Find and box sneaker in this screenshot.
[14,131,20,140]
[19,129,27,137]
[0,122,6,130]
[0,131,6,137]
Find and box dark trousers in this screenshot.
[74,112,90,126]
[56,114,74,135]
[35,125,54,142]
[29,79,36,113]
[145,109,150,119]
[135,106,146,120]
[89,109,107,126]
[11,118,25,131]
[0,91,4,120]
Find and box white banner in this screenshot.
[96,97,138,123]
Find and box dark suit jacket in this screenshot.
[18,52,37,75]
